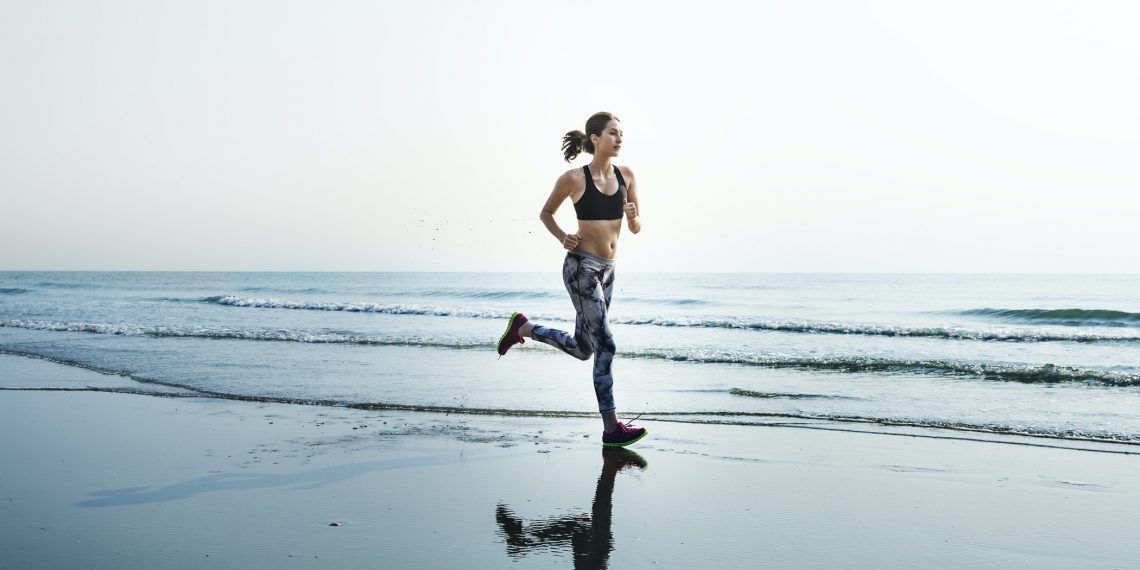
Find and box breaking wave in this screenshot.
[3,349,1139,446]
[959,308,1140,327]
[198,296,1140,343]
[3,319,1137,386]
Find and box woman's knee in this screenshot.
[598,337,616,355]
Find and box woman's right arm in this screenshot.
[539,171,580,250]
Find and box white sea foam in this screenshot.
[204,295,516,320]
[200,296,1140,343]
[3,319,1137,386]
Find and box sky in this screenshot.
[2,0,1138,273]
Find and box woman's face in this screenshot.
[592,120,623,157]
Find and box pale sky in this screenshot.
[2,0,1138,272]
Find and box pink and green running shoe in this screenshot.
[602,422,648,448]
[497,311,528,357]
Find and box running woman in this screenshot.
[497,111,647,447]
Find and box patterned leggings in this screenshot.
[530,251,618,412]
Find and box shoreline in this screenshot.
[4,350,1138,451]
[3,355,1140,568]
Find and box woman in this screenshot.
[497,111,647,448]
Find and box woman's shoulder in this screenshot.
[616,165,636,181]
[557,166,587,185]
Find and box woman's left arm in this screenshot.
[622,166,641,234]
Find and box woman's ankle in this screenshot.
[520,322,535,338]
[601,410,619,432]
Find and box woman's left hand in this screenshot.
[623,199,638,218]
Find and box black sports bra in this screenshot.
[573,165,626,221]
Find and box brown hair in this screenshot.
[561,112,620,162]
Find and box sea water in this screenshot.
[1,271,1138,442]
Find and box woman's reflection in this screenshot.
[495,448,647,570]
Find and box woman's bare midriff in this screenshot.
[573,219,622,259]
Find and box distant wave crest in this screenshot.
[33,281,98,289]
[727,388,858,400]
[623,296,709,306]
[238,286,334,294]
[610,316,1140,343]
[200,296,1139,343]
[624,347,1140,386]
[0,288,33,295]
[414,288,556,300]
[202,295,517,320]
[960,308,1140,327]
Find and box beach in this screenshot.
[3,354,1138,569]
[5,0,1138,566]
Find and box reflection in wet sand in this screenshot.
[495,448,647,569]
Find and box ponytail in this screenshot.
[561,130,587,162]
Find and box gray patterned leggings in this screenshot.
[530,251,618,412]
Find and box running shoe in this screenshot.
[497,311,528,356]
[602,422,648,447]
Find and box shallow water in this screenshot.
[2,271,1139,441]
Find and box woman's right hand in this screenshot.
[562,233,581,250]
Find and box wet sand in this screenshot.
[2,356,1140,569]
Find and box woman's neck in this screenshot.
[589,155,613,173]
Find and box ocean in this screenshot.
[2,271,1139,443]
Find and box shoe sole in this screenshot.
[602,429,648,448]
[497,311,522,355]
